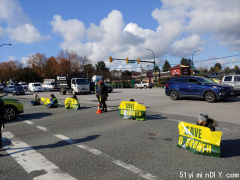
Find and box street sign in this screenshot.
[128,60,135,63]
[148,70,153,78]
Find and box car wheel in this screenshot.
[135,86,138,89]
[144,86,147,89]
[170,90,179,100]
[149,87,152,89]
[5,107,17,120]
[205,91,216,103]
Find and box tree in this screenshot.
[18,67,42,82]
[27,53,48,78]
[234,65,239,70]
[83,64,95,79]
[209,67,214,72]
[214,63,222,72]
[122,70,132,81]
[154,65,160,71]
[95,61,110,80]
[225,66,230,71]
[180,58,191,66]
[56,50,91,75]
[162,60,171,72]
[45,56,59,79]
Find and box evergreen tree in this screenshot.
[180,57,191,66]
[162,60,171,72]
[234,65,239,70]
[214,63,222,72]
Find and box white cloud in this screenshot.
[8,24,50,44]
[49,0,239,69]
[8,56,16,61]
[21,56,29,66]
[171,34,205,57]
[0,0,50,44]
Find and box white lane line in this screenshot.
[56,134,159,180]
[24,120,34,125]
[2,132,77,180]
[36,126,49,132]
[54,134,76,144]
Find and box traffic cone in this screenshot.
[96,104,102,114]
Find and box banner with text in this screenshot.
[177,122,222,158]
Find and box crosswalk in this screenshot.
[1,119,160,180]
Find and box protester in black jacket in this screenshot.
[0,98,7,149]
[196,113,218,131]
[99,81,108,112]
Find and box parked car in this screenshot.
[2,97,24,120]
[104,83,113,93]
[0,83,6,88]
[222,75,240,94]
[165,76,234,103]
[43,81,58,91]
[134,81,154,89]
[0,85,4,91]
[89,82,95,93]
[18,82,29,91]
[29,83,44,92]
[5,85,15,92]
[12,86,25,96]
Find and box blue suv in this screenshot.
[165,76,234,103]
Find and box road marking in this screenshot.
[55,133,160,180]
[36,126,49,132]
[2,132,77,180]
[24,120,34,125]
[54,134,76,144]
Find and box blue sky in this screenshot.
[0,0,239,72]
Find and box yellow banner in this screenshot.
[178,122,222,158]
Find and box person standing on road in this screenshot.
[0,97,7,149]
[95,79,102,108]
[30,93,40,105]
[47,94,59,108]
[99,81,108,112]
[196,113,218,131]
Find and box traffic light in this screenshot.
[137,58,140,64]
[109,56,112,62]
[191,70,193,75]
[126,57,129,63]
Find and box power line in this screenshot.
[194,54,240,63]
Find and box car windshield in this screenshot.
[197,77,216,84]
[21,83,27,85]
[15,87,23,90]
[51,83,55,85]
[34,84,41,86]
[8,86,14,88]
[76,79,89,84]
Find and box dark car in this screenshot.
[89,82,95,93]
[12,86,25,96]
[165,76,234,103]
[104,83,113,93]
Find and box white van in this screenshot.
[29,83,43,92]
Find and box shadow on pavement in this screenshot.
[221,139,240,158]
[0,135,100,157]
[146,114,166,120]
[5,112,53,123]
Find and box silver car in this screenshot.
[222,75,240,94]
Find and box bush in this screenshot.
[158,77,171,84]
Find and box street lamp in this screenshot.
[192,50,201,71]
[0,44,12,47]
[146,49,157,87]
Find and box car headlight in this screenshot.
[213,86,222,89]
[16,100,21,104]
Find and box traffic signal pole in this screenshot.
[109,56,157,86]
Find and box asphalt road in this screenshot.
[0,88,240,180]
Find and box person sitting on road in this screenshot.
[130,99,134,102]
[95,79,102,108]
[30,93,41,106]
[47,94,59,108]
[196,113,218,131]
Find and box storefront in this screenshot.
[169,65,190,77]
